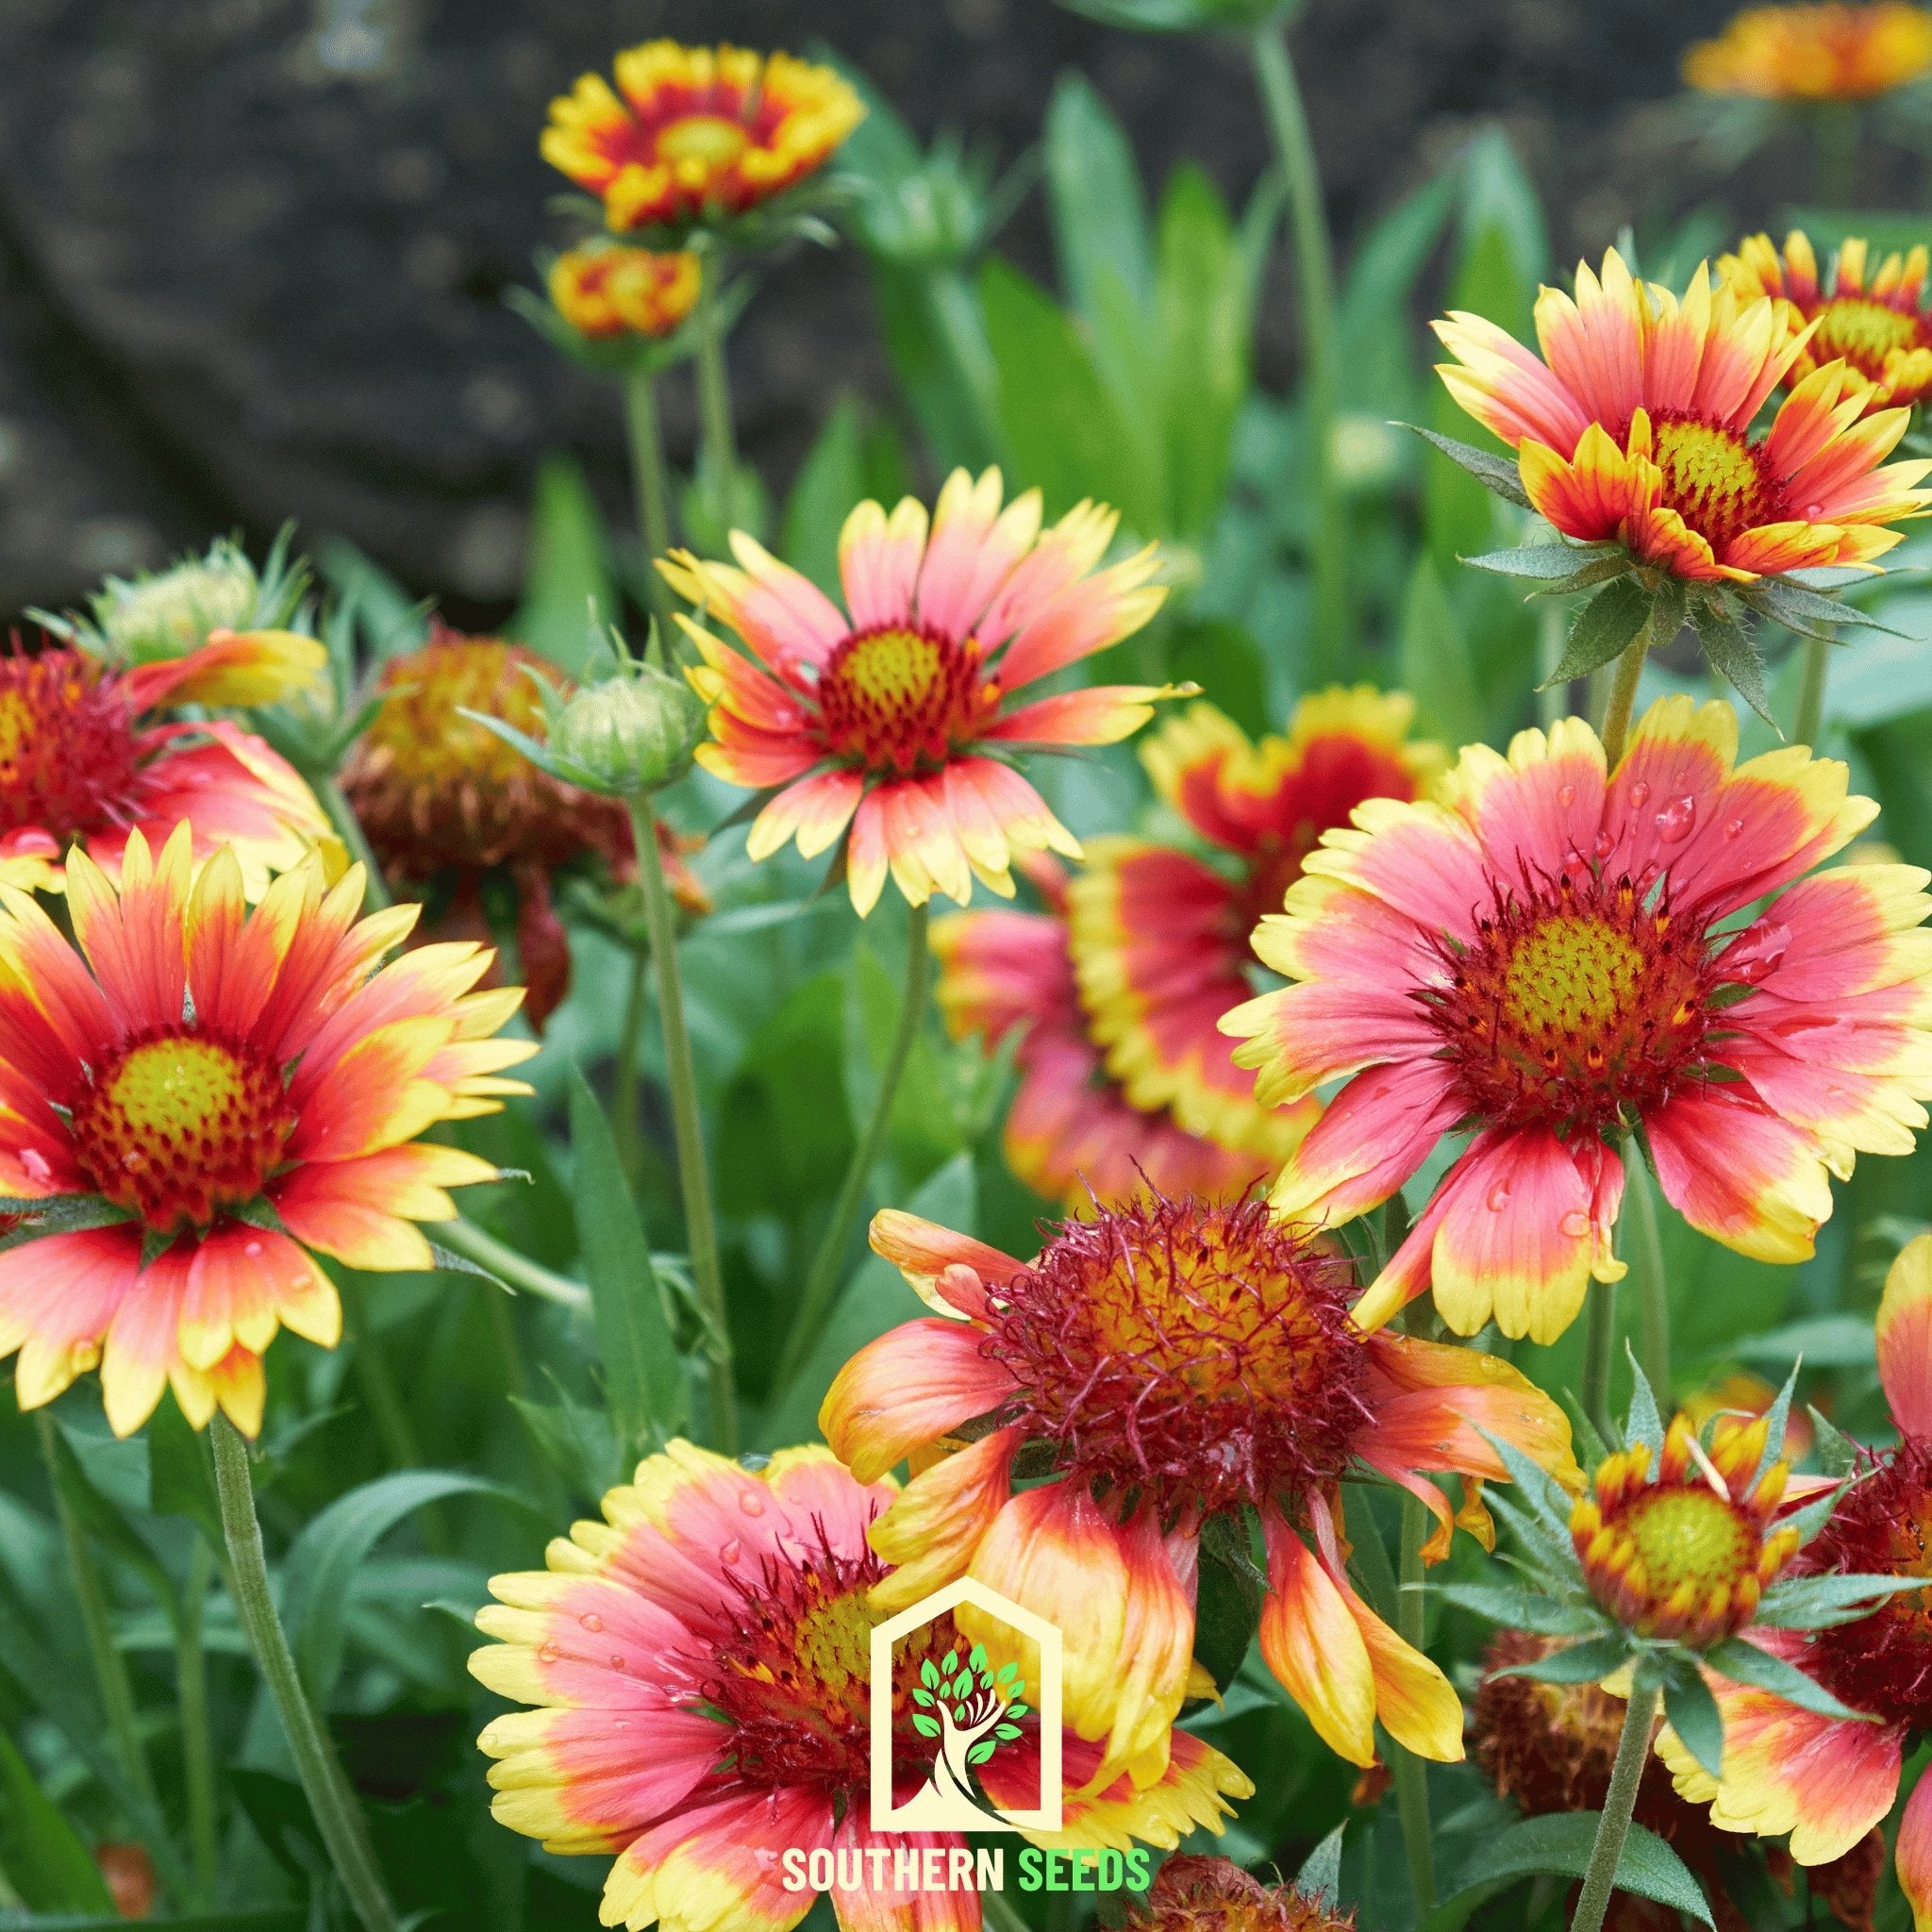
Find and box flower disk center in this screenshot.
[1429,874,1717,1139]
[1622,1487,1752,1598]
[814,626,994,775]
[1813,295,1923,377]
[987,1197,1368,1518]
[1651,416,1785,551]
[0,650,143,843]
[656,113,750,170]
[70,1032,294,1232]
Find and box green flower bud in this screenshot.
[91,538,261,663]
[550,662,707,796]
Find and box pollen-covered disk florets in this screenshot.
[990,1195,1369,1518]
[1573,1413,1799,1647]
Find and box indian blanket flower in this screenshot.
[1473,1630,1882,1932]
[0,631,328,897]
[0,824,534,1438]
[1123,1855,1352,1931]
[548,245,701,341]
[665,467,1175,916]
[470,1439,1249,1932]
[1684,3,1932,99]
[820,1193,1577,1782]
[541,42,865,235]
[1434,246,1932,584]
[340,627,704,1025]
[930,690,1441,1209]
[1224,696,1932,1343]
[1724,229,1932,420]
[1659,1233,1932,1924]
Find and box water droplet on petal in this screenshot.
[1487,1181,1512,1211]
[1593,830,1615,859]
[1655,796,1697,843]
[1557,783,1576,808]
[580,1612,603,1633]
[1628,780,1651,808]
[243,1240,263,1257]
[608,1654,626,1674]
[1806,503,1824,519]
[1724,818,1744,840]
[1559,1210,1591,1239]
[537,1641,560,1663]
[719,1540,742,1566]
[739,1491,766,1517]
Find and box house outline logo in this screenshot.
[868,1577,1063,1835]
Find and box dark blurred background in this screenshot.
[0,0,1895,622]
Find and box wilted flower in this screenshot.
[1123,1855,1354,1930]
[1684,3,1932,100]
[547,244,702,341]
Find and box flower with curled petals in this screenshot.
[1124,1855,1353,1931]
[0,824,534,1437]
[819,1193,1577,1783]
[1224,696,1932,1344]
[470,1439,1250,1932]
[930,690,1441,1211]
[663,467,1179,916]
[1658,1234,1932,1928]
[1685,3,1932,100]
[0,631,327,897]
[1724,229,1932,416]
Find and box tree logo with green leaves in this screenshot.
[905,1642,1027,1826]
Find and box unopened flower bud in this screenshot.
[551,662,706,795]
[92,539,260,662]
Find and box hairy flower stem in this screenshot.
[1625,1140,1671,1407]
[611,946,650,1193]
[176,1539,219,1904]
[693,254,741,528]
[1391,1489,1437,1914]
[1250,18,1347,679]
[1597,634,1647,767]
[1580,1267,1619,1444]
[318,776,391,911]
[1793,628,1833,750]
[1570,1679,1661,1932]
[36,1414,162,1824]
[209,1416,400,1932]
[628,798,738,1453]
[780,904,932,1389]
[439,1216,588,1310]
[623,369,675,625]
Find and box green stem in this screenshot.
[1812,103,1858,207]
[36,1415,161,1822]
[778,904,932,1389]
[1570,1680,1661,1932]
[1538,598,1568,730]
[1792,628,1833,749]
[611,945,650,1194]
[316,776,391,911]
[1390,1490,1437,1915]
[341,1282,450,1553]
[209,1416,398,1932]
[1596,634,1648,766]
[1624,1139,1670,1407]
[175,1539,219,1905]
[1251,17,1346,680]
[437,1216,588,1311]
[1580,1263,1619,1445]
[628,799,737,1454]
[980,1893,1030,1932]
[692,254,740,509]
[623,369,675,625]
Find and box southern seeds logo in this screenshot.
[780,1577,1153,1900]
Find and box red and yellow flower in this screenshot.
[1684,3,1932,99]
[1225,696,1932,1343]
[0,631,327,897]
[930,691,1441,1209]
[0,824,533,1437]
[548,245,701,341]
[1123,1856,1351,1930]
[471,1439,1250,1932]
[1659,1235,1932,1926]
[665,467,1175,916]
[542,42,865,235]
[820,1194,1578,1782]
[1724,229,1932,416]
[1434,247,1932,583]
[341,627,704,1026]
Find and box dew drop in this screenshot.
[1487,1180,1512,1211]
[243,1240,263,1257]
[608,1654,627,1674]
[1655,796,1697,843]
[1593,830,1615,858]
[1628,780,1651,808]
[1724,818,1744,840]
[1806,503,1824,519]
[538,1641,560,1663]
[739,1491,766,1517]
[719,1539,742,1566]
[1558,1210,1591,1239]
[1557,783,1575,808]
[18,1149,49,1184]
[580,1612,603,1633]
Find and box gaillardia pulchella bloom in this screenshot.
[470,1441,1250,1932]
[548,245,701,341]
[542,42,864,235]
[1224,697,1932,1342]
[821,1194,1577,1780]
[1724,230,1932,416]
[1684,2,1932,98]
[0,631,328,896]
[1659,1235,1932,1926]
[666,467,1176,916]
[932,691,1441,1210]
[1123,1856,1353,1932]
[0,826,533,1437]
[1434,247,1931,584]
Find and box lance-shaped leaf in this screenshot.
[1623,1345,1665,1458]
[1701,1635,1871,1720]
[1690,596,1776,726]
[1440,1812,1714,1927]
[1432,1581,1608,1637]
[1541,576,1652,686]
[1493,1632,1634,1683]
[1294,1824,1344,1906]
[1659,1654,1726,1780]
[1746,575,1901,636]
[1405,424,1534,508]
[1460,541,1622,580]
[1755,1572,1932,1629]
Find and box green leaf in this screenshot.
[911,1713,941,1738]
[1623,1345,1665,1457]
[508,454,619,677]
[1293,1824,1344,1906]
[281,1471,536,1700]
[1462,542,1617,580]
[1043,74,1153,324]
[0,1727,116,1911]
[1193,1513,1264,1693]
[1756,1573,1930,1629]
[1701,1636,1868,1721]
[1808,1406,1860,1478]
[1407,425,1532,511]
[1398,556,1483,750]
[1433,1812,1712,1929]
[1756,1360,1801,1475]
[1336,170,1457,412]
[921,1657,941,1689]
[1730,1315,1876,1370]
[569,1067,687,1460]
[1494,1634,1632,1683]
[1752,575,1901,635]
[1690,596,1775,726]
[1661,1659,1726,1781]
[1431,1582,1606,1638]
[1545,577,1651,684]
[780,397,867,599]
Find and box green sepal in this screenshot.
[1541,576,1651,686]
[1700,1636,1871,1720]
[1492,1632,1633,1683]
[1690,595,1776,726]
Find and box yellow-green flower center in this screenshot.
[1652,417,1783,549]
[1501,915,1647,1038]
[815,625,994,774]
[656,114,751,170]
[1813,294,1922,375]
[1623,1487,1753,1598]
[70,1032,293,1232]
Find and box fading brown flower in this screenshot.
[1124,1856,1352,1931]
